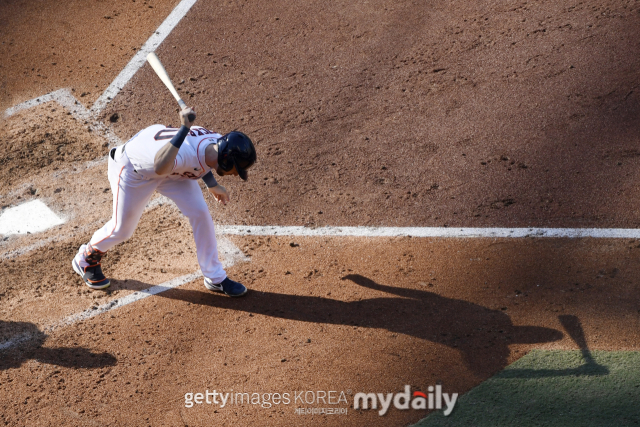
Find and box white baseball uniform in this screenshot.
[76,124,227,284]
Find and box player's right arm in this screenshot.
[153,107,196,175]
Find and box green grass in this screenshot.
[412,350,640,427]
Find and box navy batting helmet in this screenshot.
[217,131,256,181]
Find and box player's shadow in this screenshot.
[0,320,117,371]
[157,273,564,376]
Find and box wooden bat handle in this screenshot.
[177,99,196,122]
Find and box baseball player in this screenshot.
[72,107,256,297]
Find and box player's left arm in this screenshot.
[154,107,195,175]
[208,185,229,205]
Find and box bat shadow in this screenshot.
[499,314,609,378]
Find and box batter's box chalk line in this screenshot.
[0,236,247,351]
[216,225,640,239]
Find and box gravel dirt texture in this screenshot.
[1,0,639,426]
[0,0,181,112]
[103,0,640,229]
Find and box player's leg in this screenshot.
[156,179,225,281]
[157,179,247,297]
[73,147,159,289]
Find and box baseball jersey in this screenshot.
[124,124,222,180]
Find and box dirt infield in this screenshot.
[1,0,640,425]
[3,236,640,426]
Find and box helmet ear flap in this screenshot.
[218,152,230,171]
[217,131,256,180]
[216,134,234,172]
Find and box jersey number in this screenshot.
[154,128,179,140]
[154,127,215,140]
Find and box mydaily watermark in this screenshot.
[354,385,458,416]
[184,384,458,416]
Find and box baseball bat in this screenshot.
[146,52,196,122]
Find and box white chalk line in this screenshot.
[0,219,106,260]
[90,0,199,114]
[4,89,66,118]
[7,224,640,263]
[217,225,640,239]
[144,194,175,211]
[54,272,204,329]
[0,332,37,352]
[4,89,123,149]
[50,237,247,330]
[1,237,248,350]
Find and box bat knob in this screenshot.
[188,113,196,122]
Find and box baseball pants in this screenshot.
[80,146,227,283]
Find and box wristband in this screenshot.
[202,171,218,188]
[169,125,190,149]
